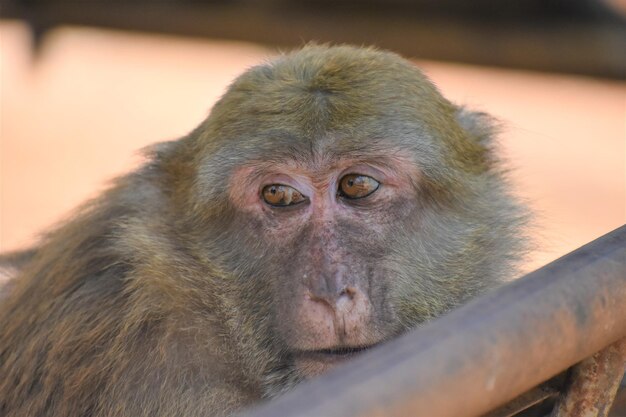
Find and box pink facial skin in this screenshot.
[228,152,420,376]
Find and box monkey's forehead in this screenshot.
[197,125,442,176]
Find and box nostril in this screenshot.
[336,287,357,314]
[306,293,333,310]
[339,286,356,299]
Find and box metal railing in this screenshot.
[240,225,626,417]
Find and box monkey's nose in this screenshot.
[305,286,370,339]
[308,286,357,313]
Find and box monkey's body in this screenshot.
[0,45,526,417]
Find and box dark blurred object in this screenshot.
[1,1,624,76]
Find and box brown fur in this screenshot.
[0,45,527,417]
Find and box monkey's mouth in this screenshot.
[293,344,376,363]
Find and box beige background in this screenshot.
[1,20,624,274]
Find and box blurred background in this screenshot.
[0,0,624,274]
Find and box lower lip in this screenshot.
[295,347,371,364]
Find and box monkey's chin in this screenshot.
[292,347,371,378]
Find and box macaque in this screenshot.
[0,45,527,417]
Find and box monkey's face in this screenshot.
[223,148,423,377]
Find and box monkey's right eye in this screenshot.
[262,185,307,207]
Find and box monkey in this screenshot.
[0,44,527,417]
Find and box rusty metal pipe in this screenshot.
[552,338,626,417]
[241,225,626,417]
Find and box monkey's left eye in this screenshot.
[262,184,307,207]
[338,174,380,199]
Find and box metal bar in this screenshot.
[240,225,626,417]
[552,338,626,417]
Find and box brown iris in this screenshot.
[339,174,380,199]
[262,184,307,207]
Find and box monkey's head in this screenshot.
[154,45,526,393]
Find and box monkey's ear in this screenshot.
[454,106,500,146]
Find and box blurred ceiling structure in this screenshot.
[2,0,625,79]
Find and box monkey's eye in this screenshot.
[338,174,380,199]
[262,184,307,207]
